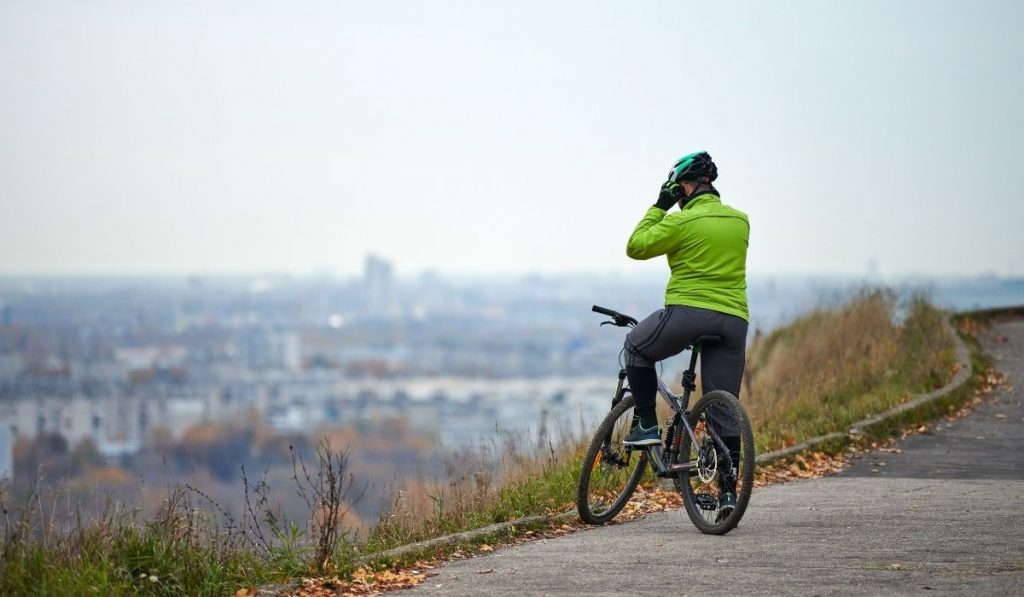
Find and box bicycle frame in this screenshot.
[610,345,733,479]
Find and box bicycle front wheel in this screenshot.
[673,390,755,535]
[577,393,649,525]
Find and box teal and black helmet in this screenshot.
[668,151,717,183]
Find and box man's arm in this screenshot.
[625,207,684,260]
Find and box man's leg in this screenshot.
[623,307,692,442]
[699,312,749,509]
[625,365,659,429]
[699,311,748,433]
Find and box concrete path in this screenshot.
[410,320,1024,596]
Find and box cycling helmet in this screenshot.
[668,151,718,183]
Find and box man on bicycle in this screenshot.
[621,151,749,513]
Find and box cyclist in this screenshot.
[621,151,749,515]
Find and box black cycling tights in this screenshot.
[626,365,660,429]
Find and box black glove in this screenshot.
[655,181,683,211]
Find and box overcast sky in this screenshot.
[1,0,1022,278]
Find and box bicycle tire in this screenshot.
[673,390,755,535]
[576,393,648,525]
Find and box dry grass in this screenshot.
[740,290,955,452]
[366,430,585,553]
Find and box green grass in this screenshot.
[0,504,284,595]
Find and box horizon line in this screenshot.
[0,269,1020,282]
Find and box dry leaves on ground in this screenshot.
[282,563,438,597]
[754,451,848,487]
[938,367,1004,424]
[619,486,684,519]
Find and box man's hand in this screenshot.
[655,181,683,211]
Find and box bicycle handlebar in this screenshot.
[591,305,639,327]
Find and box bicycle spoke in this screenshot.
[577,394,648,524]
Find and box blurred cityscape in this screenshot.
[0,257,1020,523]
[0,257,666,490]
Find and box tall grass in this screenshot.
[0,441,359,595]
[366,430,585,553]
[740,290,954,452]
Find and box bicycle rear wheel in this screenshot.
[577,393,649,525]
[673,390,755,535]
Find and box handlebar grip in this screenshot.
[592,305,618,317]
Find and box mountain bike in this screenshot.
[576,305,755,535]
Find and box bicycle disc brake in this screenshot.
[696,440,718,483]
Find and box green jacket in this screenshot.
[626,192,750,322]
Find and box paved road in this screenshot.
[410,320,1024,596]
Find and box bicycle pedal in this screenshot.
[694,493,718,511]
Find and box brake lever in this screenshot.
[601,318,635,328]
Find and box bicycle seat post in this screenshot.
[681,347,699,396]
[681,335,721,405]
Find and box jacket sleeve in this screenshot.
[626,207,684,260]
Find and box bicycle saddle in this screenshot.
[691,334,722,347]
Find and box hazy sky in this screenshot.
[1,0,1022,278]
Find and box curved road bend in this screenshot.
[409,319,1024,596]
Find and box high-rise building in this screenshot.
[364,254,393,314]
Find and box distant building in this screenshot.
[364,254,394,314]
[275,332,302,371]
[237,330,302,371]
[0,395,144,458]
